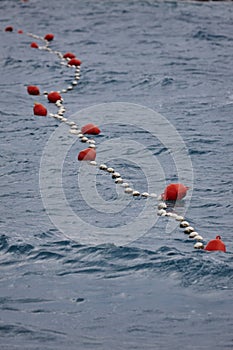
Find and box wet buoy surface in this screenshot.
[63,52,76,59]
[47,91,62,103]
[68,58,82,66]
[81,123,101,135]
[33,103,47,116]
[30,42,39,48]
[78,148,96,161]
[161,183,189,201]
[27,85,40,95]
[44,33,54,41]
[5,26,13,32]
[205,236,226,252]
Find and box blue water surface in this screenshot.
[0,0,233,349]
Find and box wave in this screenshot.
[1,234,232,291]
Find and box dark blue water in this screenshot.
[1,0,233,349]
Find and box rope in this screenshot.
[5,26,227,252]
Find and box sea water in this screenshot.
[0,1,233,349]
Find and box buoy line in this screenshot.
[4,26,227,253]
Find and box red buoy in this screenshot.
[5,26,13,32]
[161,183,189,201]
[81,123,101,135]
[27,85,40,95]
[44,33,54,41]
[30,42,39,49]
[63,52,76,59]
[47,91,61,103]
[33,103,47,116]
[68,58,82,66]
[18,29,23,34]
[205,236,226,252]
[78,148,96,161]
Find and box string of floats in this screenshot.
[4,25,226,253]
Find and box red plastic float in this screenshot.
[44,33,54,41]
[18,29,23,34]
[63,52,76,59]
[47,91,61,103]
[81,123,101,135]
[30,42,39,49]
[161,183,189,201]
[205,236,226,252]
[5,26,13,32]
[78,148,96,161]
[33,103,47,116]
[27,85,40,95]
[68,58,82,66]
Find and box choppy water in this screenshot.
[1,0,233,349]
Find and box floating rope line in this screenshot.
[4,26,227,253]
